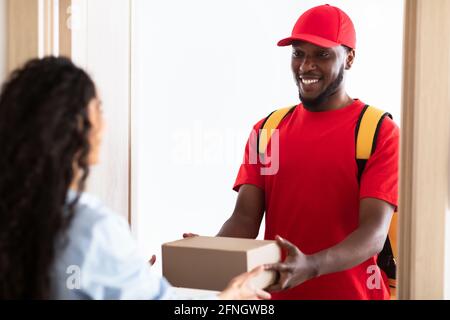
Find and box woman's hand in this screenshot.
[218,266,271,300]
[148,255,156,266]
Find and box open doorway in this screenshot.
[130,1,404,296]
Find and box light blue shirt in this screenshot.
[51,191,212,300]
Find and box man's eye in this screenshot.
[292,51,304,58]
[318,51,330,58]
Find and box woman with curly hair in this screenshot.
[0,57,270,300]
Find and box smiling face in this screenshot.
[291,41,355,111]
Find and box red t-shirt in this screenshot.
[233,99,399,300]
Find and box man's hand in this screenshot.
[149,255,156,266]
[264,235,318,291]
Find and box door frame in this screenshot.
[398,0,450,299]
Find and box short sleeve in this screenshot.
[79,213,178,300]
[359,116,399,209]
[233,119,266,192]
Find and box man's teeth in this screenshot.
[301,79,319,84]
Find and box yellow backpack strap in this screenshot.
[258,105,296,155]
[356,105,397,286]
[355,105,392,180]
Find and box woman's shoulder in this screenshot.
[66,191,127,229]
[51,191,135,299]
[68,190,111,216]
[64,190,132,252]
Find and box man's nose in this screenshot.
[299,56,317,73]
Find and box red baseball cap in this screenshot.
[277,4,356,49]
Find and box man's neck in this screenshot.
[306,91,353,112]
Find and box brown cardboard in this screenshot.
[162,236,281,291]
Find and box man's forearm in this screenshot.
[309,225,386,278]
[217,215,260,239]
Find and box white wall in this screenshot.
[0,0,7,83]
[131,0,405,275]
[70,0,131,219]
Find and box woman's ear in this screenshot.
[345,49,356,70]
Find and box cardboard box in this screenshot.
[162,236,281,291]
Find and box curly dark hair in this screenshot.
[0,57,96,299]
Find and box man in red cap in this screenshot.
[186,4,399,300]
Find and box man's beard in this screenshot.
[299,65,345,111]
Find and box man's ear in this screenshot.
[345,48,356,70]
